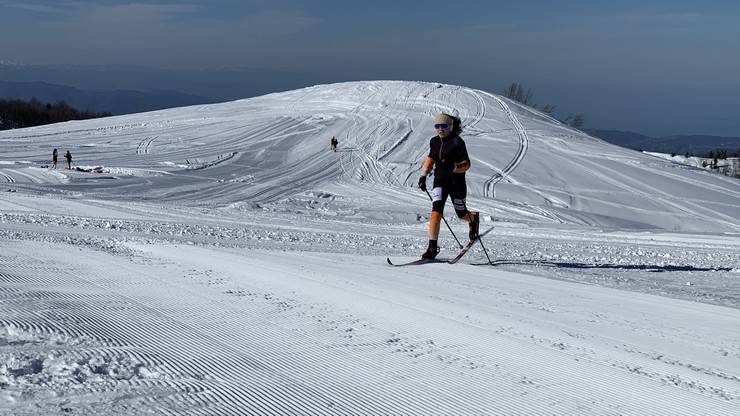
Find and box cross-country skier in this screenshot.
[64,150,72,170]
[417,113,479,260]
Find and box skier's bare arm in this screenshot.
[452,160,470,173]
[421,156,434,175]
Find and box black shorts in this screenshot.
[430,179,468,218]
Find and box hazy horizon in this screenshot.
[1,1,739,136]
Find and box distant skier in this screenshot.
[52,148,58,169]
[417,113,479,260]
[64,150,72,170]
[330,136,338,152]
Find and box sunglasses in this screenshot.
[434,123,451,130]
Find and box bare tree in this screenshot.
[570,113,585,128]
[562,113,585,129]
[503,82,532,105]
[541,104,556,115]
[504,82,578,123]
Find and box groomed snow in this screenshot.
[1,81,739,415]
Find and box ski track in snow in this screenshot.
[1,171,16,183]
[0,81,739,415]
[479,91,529,198]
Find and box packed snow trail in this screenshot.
[2,240,739,415]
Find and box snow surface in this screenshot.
[644,151,740,178]
[1,80,739,415]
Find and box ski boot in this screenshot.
[421,240,440,260]
[468,211,480,241]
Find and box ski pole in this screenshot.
[425,190,464,249]
[476,192,495,265]
[477,230,494,264]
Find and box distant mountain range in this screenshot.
[0,63,316,102]
[0,80,213,115]
[586,129,740,155]
[0,63,323,116]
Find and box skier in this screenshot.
[52,148,58,169]
[330,136,338,152]
[417,113,479,260]
[64,150,72,170]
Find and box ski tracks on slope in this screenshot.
[355,84,561,223]
[465,90,568,223]
[476,91,529,199]
[0,170,15,183]
[0,167,68,186]
[568,153,740,231]
[339,83,406,186]
[136,136,158,155]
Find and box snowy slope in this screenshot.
[2,80,738,232]
[1,81,739,415]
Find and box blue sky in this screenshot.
[1,1,739,136]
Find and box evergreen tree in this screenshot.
[0,98,111,130]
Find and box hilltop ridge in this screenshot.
[1,80,738,232]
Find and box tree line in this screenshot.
[669,150,739,158]
[503,82,585,129]
[0,98,111,130]
[706,149,740,159]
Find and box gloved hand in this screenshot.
[418,175,427,192]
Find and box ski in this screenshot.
[447,226,495,264]
[386,257,446,267]
[387,225,495,267]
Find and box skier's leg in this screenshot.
[451,181,472,221]
[428,211,442,240]
[423,187,447,259]
[429,186,447,238]
[451,182,479,240]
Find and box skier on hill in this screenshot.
[330,136,338,152]
[52,148,58,169]
[417,113,479,260]
[64,150,72,170]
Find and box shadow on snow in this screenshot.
[474,260,732,273]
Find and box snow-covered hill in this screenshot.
[1,81,739,415]
[2,80,738,232]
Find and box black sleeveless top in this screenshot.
[428,134,469,183]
